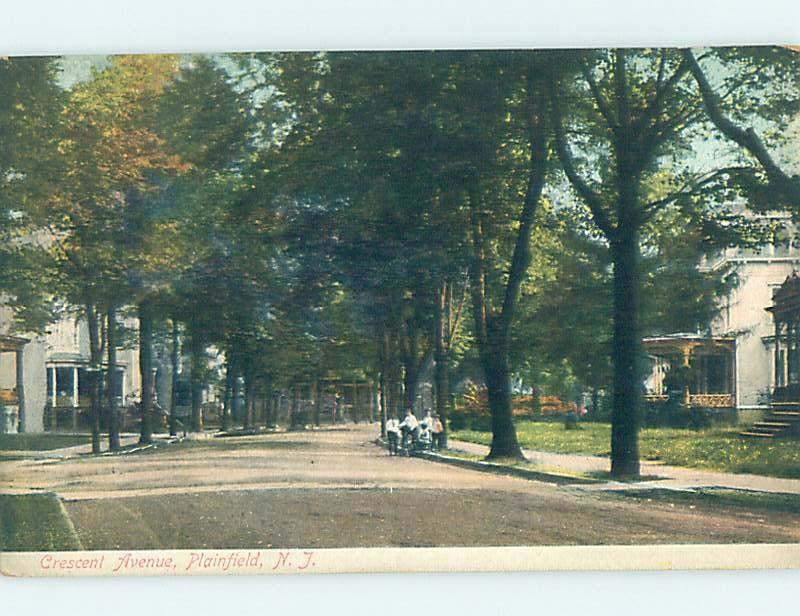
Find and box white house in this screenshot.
[0,305,140,433]
[644,212,800,419]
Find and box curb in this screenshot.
[374,438,599,485]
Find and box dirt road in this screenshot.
[2,425,799,548]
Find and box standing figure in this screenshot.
[386,414,401,455]
[399,408,419,450]
[432,414,444,450]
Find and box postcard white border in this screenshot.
[3,544,800,578]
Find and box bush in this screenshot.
[449,412,492,432]
[449,414,468,431]
[469,414,492,432]
[643,401,713,430]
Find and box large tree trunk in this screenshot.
[189,336,204,432]
[433,286,450,448]
[138,300,154,445]
[221,362,232,432]
[482,342,522,460]
[590,386,600,418]
[313,379,320,427]
[266,388,274,428]
[464,67,547,462]
[264,374,273,427]
[243,372,251,430]
[231,369,241,428]
[469,213,525,461]
[610,224,642,478]
[378,333,389,437]
[106,306,121,451]
[401,328,420,412]
[169,320,180,436]
[387,330,403,418]
[291,385,299,427]
[243,370,255,429]
[530,381,541,416]
[86,303,102,454]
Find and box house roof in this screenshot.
[0,334,29,352]
[643,333,735,355]
[768,271,800,319]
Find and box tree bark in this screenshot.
[189,336,204,432]
[313,379,321,426]
[231,368,241,428]
[401,324,421,412]
[138,300,154,445]
[106,306,120,451]
[221,362,232,432]
[465,66,548,461]
[169,320,180,436]
[352,383,360,424]
[530,381,541,416]
[264,375,273,427]
[590,386,600,418]
[378,333,389,437]
[482,338,521,460]
[243,371,253,430]
[291,385,299,427]
[86,303,102,454]
[469,212,525,461]
[609,225,642,478]
[433,283,450,448]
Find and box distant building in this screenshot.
[644,213,800,417]
[0,306,140,433]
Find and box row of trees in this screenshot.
[1,48,797,476]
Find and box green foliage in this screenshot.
[0,57,65,331]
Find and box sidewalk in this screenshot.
[449,438,800,495]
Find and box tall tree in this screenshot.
[547,47,800,476]
[52,55,186,449]
[0,57,65,331]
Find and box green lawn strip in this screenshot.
[0,493,82,551]
[451,421,800,479]
[0,433,90,452]
[611,487,800,515]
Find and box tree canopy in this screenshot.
[2,47,798,473]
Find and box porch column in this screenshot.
[72,366,79,407]
[682,345,691,406]
[353,382,359,424]
[795,320,800,384]
[790,320,796,384]
[15,348,25,433]
[785,321,797,385]
[369,380,376,423]
[49,367,57,407]
[775,318,783,388]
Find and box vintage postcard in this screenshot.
[1,46,799,577]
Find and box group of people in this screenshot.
[385,408,444,455]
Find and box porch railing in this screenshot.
[644,393,733,408]
[688,393,733,408]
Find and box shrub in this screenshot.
[449,413,468,431]
[469,414,492,432]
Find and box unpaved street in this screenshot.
[2,425,799,549]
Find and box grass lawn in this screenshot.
[0,493,82,551]
[0,433,89,452]
[451,421,800,479]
